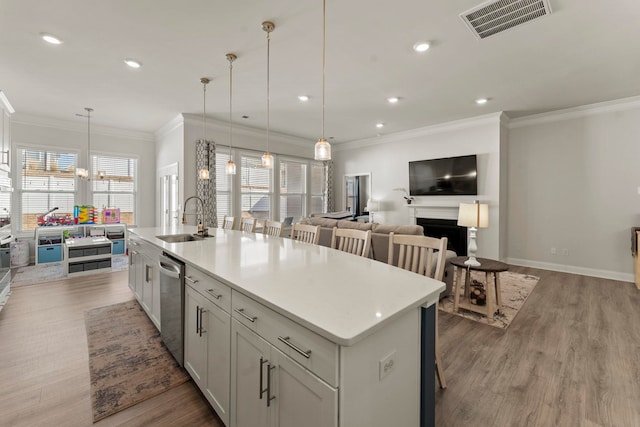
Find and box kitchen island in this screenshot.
[130,225,444,427]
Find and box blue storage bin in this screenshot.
[38,245,62,263]
[112,240,125,255]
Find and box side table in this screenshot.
[449,256,509,320]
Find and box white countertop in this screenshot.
[131,225,444,346]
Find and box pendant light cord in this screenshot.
[266,28,271,154]
[203,81,206,142]
[322,0,326,140]
[229,57,233,158]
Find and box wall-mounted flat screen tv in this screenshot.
[409,154,477,196]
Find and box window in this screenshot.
[279,159,306,222]
[310,162,328,214]
[216,151,232,227]
[241,154,273,222]
[92,155,137,226]
[19,148,77,231]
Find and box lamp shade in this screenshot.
[457,202,489,228]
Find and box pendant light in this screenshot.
[314,0,331,161]
[261,21,275,169]
[199,77,211,180]
[225,53,237,175]
[75,107,93,179]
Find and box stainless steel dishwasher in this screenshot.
[158,252,185,367]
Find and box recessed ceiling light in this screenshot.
[376,123,384,128]
[475,98,488,105]
[41,33,63,45]
[387,97,399,104]
[413,42,430,52]
[123,59,142,69]
[298,95,309,102]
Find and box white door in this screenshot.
[270,347,338,427]
[184,286,207,389]
[141,254,153,313]
[160,173,180,228]
[203,299,231,426]
[230,319,270,427]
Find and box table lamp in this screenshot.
[366,199,380,223]
[457,201,489,266]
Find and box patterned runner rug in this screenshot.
[85,300,189,422]
[439,271,539,329]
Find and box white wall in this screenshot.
[155,115,186,226]
[11,115,156,230]
[507,98,640,281]
[333,113,504,260]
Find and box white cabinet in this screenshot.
[185,280,231,426]
[230,319,337,427]
[128,236,161,329]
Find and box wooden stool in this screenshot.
[449,257,509,320]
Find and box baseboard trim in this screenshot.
[505,258,634,284]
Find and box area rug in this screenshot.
[85,300,189,422]
[439,271,539,329]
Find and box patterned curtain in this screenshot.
[196,139,217,228]
[325,160,334,213]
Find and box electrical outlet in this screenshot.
[379,351,396,380]
[562,248,569,256]
[550,247,557,255]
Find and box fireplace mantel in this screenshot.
[407,203,460,222]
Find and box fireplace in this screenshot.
[416,218,467,256]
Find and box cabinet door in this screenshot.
[128,250,142,299]
[203,298,231,426]
[151,258,161,329]
[230,319,271,427]
[141,254,154,313]
[184,286,207,389]
[270,347,338,427]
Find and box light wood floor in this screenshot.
[0,266,639,426]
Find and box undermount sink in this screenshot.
[156,233,207,243]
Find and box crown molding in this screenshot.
[181,113,310,148]
[508,96,640,129]
[11,112,155,142]
[334,112,504,152]
[155,114,185,139]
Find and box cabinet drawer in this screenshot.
[185,265,231,313]
[38,245,62,263]
[232,291,338,387]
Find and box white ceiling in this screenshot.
[1,0,639,143]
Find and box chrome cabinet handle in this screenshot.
[277,336,312,359]
[266,363,276,407]
[234,308,257,323]
[259,357,268,399]
[196,305,200,334]
[185,276,198,285]
[198,307,206,337]
[145,265,151,283]
[206,289,222,300]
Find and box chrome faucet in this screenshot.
[182,196,208,237]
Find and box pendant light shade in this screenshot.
[314,0,331,161]
[199,77,211,180]
[226,53,237,175]
[261,21,275,169]
[76,107,93,179]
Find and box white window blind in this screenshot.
[241,154,272,222]
[92,154,137,226]
[216,151,233,227]
[279,159,306,222]
[19,149,77,231]
[310,162,327,214]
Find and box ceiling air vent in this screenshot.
[460,0,552,40]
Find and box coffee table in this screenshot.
[449,256,509,320]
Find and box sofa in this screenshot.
[308,217,456,296]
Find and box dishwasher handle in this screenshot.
[158,257,181,279]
